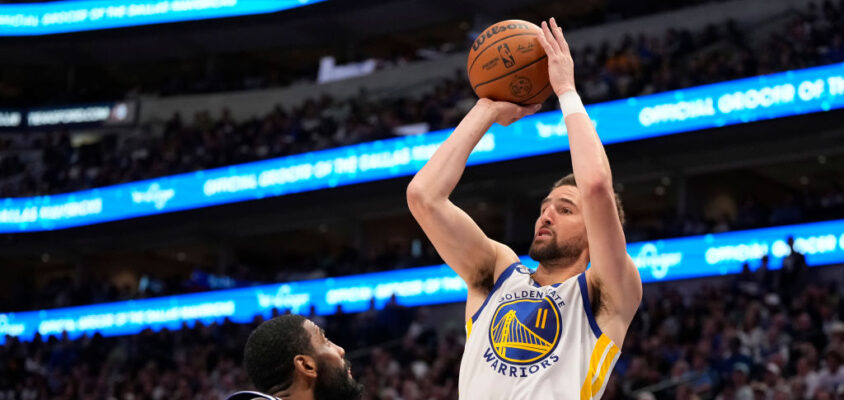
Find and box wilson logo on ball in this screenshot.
[471,22,533,51]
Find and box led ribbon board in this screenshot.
[1,219,843,344]
[0,0,326,36]
[0,109,23,128]
[1,62,843,232]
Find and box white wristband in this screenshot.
[559,91,587,119]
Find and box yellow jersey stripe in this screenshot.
[466,318,473,338]
[590,343,620,395]
[579,334,611,400]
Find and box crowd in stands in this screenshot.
[136,0,732,98]
[625,187,844,242]
[0,0,728,106]
[617,263,844,399]
[1,0,843,199]
[1,256,842,399]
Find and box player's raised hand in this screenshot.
[477,98,542,127]
[537,17,576,96]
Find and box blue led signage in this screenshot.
[0,0,326,36]
[1,62,843,233]
[2,219,842,344]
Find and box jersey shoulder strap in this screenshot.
[225,391,281,400]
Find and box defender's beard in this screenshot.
[314,359,363,400]
[528,231,587,264]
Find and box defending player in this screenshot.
[406,18,642,399]
[227,315,363,400]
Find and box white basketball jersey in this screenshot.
[458,262,620,400]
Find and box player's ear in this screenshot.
[293,354,318,379]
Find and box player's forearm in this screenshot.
[562,93,613,195]
[407,102,496,203]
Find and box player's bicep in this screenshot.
[408,197,498,289]
[581,186,642,319]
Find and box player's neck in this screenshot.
[274,382,315,400]
[534,255,588,286]
[273,391,314,400]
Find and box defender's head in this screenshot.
[529,174,625,266]
[244,315,362,400]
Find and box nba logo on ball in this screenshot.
[487,297,561,364]
[498,44,516,68]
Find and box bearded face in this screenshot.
[314,358,363,400]
[528,225,587,262]
[529,185,588,265]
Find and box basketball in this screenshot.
[467,20,553,105]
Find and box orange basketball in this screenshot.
[467,20,552,105]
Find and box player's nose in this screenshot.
[540,207,553,223]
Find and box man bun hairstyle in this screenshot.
[244,314,314,394]
[551,173,626,226]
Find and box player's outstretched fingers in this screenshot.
[537,26,553,54]
[540,21,560,55]
[549,18,569,52]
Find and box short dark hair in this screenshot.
[244,315,314,394]
[551,173,626,226]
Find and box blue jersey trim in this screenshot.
[470,261,521,323]
[531,278,562,288]
[578,273,602,338]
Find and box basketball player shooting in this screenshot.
[406,18,642,399]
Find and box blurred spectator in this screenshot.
[780,236,808,300]
[792,356,822,398]
[817,348,844,394]
[730,363,753,400]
